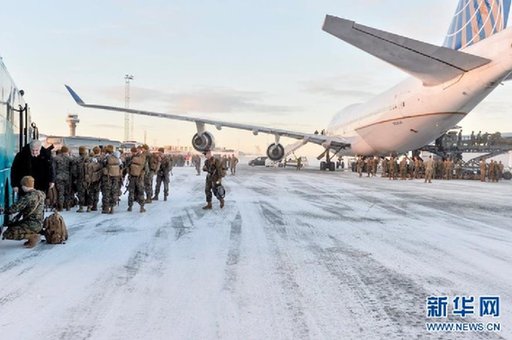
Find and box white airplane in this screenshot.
[66,0,512,170]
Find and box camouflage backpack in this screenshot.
[149,153,162,172]
[129,154,145,176]
[43,212,68,244]
[85,160,102,184]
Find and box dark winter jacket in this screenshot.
[11,143,55,193]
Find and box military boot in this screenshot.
[91,205,98,211]
[220,199,225,209]
[152,195,159,201]
[24,234,40,248]
[109,207,114,214]
[76,206,84,213]
[127,206,132,212]
[164,195,168,201]
[86,206,91,212]
[57,203,63,212]
[145,198,152,204]
[202,202,213,210]
[140,206,146,213]
[101,207,110,214]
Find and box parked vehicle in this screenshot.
[249,156,268,166]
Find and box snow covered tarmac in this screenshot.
[1,165,511,339]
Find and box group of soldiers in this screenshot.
[354,156,506,182]
[52,144,173,214]
[479,159,505,182]
[52,146,240,214]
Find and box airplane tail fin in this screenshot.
[444,0,511,50]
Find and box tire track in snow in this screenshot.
[223,211,242,292]
[259,200,311,340]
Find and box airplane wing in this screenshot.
[64,85,350,150]
[322,15,491,86]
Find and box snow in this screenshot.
[1,164,511,339]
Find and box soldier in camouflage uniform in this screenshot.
[381,157,387,177]
[125,147,146,213]
[356,156,363,177]
[101,145,122,214]
[153,148,172,201]
[1,176,45,248]
[371,156,379,177]
[89,146,103,211]
[388,156,397,180]
[489,160,496,182]
[399,157,407,180]
[229,154,239,175]
[497,161,504,181]
[413,157,421,179]
[53,146,73,211]
[424,156,434,183]
[142,144,157,204]
[202,150,225,210]
[192,154,201,175]
[479,159,487,182]
[73,146,92,212]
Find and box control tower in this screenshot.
[66,114,80,136]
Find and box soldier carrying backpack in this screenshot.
[100,145,121,214]
[126,147,146,213]
[201,150,225,210]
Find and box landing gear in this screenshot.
[319,149,336,171]
[320,161,335,171]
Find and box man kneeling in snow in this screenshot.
[2,176,46,248]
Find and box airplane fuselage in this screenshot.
[326,27,512,156]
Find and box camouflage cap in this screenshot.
[142,144,149,150]
[158,147,164,153]
[92,146,101,154]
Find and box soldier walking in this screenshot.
[229,154,239,175]
[202,150,225,210]
[153,148,172,201]
[192,154,201,175]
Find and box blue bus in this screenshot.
[0,57,36,226]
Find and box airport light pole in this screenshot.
[124,74,134,141]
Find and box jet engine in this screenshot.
[191,132,215,152]
[266,143,285,161]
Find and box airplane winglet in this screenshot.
[64,85,85,106]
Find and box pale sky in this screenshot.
[1,0,510,155]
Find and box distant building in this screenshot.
[44,135,122,154]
